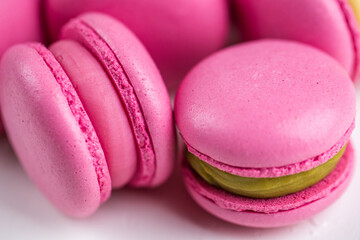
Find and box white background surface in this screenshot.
[0,91,359,240]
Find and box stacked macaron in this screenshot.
[175,40,356,227]
[173,0,360,227]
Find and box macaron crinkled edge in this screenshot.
[187,145,346,199]
[184,120,354,179]
[29,43,112,203]
[183,142,354,214]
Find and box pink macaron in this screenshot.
[0,13,176,217]
[233,0,360,81]
[175,40,356,228]
[44,0,230,91]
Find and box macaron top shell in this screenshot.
[175,40,356,170]
[234,0,360,80]
[45,0,230,90]
[0,44,111,217]
[61,13,176,187]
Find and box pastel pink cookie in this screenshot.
[175,40,356,227]
[234,0,360,81]
[0,13,176,217]
[44,0,230,91]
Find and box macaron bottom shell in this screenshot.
[183,143,354,228]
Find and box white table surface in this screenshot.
[0,91,359,240]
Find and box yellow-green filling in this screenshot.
[188,146,346,198]
[349,0,360,26]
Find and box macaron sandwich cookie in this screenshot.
[175,40,356,228]
[234,0,360,81]
[0,13,175,217]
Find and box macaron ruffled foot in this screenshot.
[187,145,347,199]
